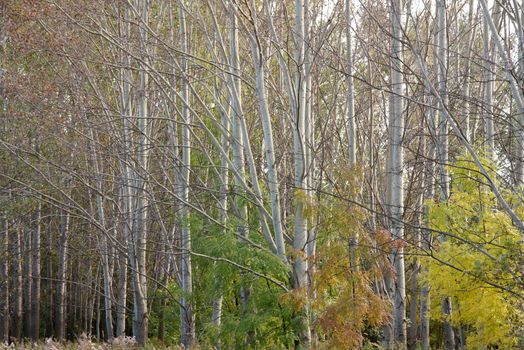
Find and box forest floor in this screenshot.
[0,336,187,350]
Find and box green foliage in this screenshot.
[424,154,524,348]
[161,212,296,349]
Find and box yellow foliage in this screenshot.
[425,155,524,348]
[310,166,391,349]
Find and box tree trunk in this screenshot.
[0,214,9,343]
[13,221,22,340]
[436,1,455,348]
[249,0,286,261]
[483,8,495,154]
[115,249,127,337]
[304,1,316,344]
[126,1,150,345]
[479,0,524,185]
[30,205,41,342]
[461,0,476,141]
[346,0,356,166]
[420,89,435,350]
[177,1,195,347]
[100,236,114,342]
[23,226,32,340]
[292,1,311,348]
[389,0,407,345]
[211,7,230,328]
[55,209,69,341]
[408,164,424,350]
[116,5,132,340]
[85,114,115,341]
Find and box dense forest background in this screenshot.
[0,0,523,349]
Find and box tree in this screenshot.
[388,0,407,345]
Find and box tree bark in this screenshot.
[479,0,524,185]
[115,248,127,338]
[116,5,132,340]
[115,191,127,338]
[177,1,195,347]
[483,6,495,154]
[408,160,424,350]
[346,0,356,166]
[461,0,477,141]
[30,205,41,342]
[55,209,69,341]
[420,89,435,350]
[389,0,407,345]
[249,0,287,261]
[23,227,32,340]
[292,1,311,348]
[0,214,9,343]
[435,1,455,348]
[13,221,22,340]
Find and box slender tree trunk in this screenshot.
[46,222,53,337]
[23,227,32,340]
[228,3,252,335]
[86,119,115,341]
[249,0,286,261]
[30,205,41,342]
[420,89,435,350]
[436,1,455,348]
[157,293,165,342]
[346,0,356,166]
[95,274,101,341]
[479,0,524,185]
[100,236,114,341]
[177,1,195,347]
[116,5,131,339]
[408,235,420,350]
[126,1,150,345]
[345,3,360,322]
[483,9,495,154]
[461,0,476,140]
[0,214,9,343]
[292,1,311,348]
[55,209,69,341]
[389,0,407,346]
[304,1,316,344]
[13,221,22,340]
[115,248,127,337]
[115,191,127,338]
[408,154,424,350]
[87,264,97,336]
[211,21,229,329]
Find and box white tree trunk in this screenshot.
[461,0,477,141]
[292,1,311,347]
[389,0,407,345]
[128,1,150,345]
[479,0,524,185]
[436,1,455,347]
[346,0,356,167]
[248,0,286,261]
[483,8,496,155]
[116,5,133,339]
[420,89,435,350]
[177,1,195,347]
